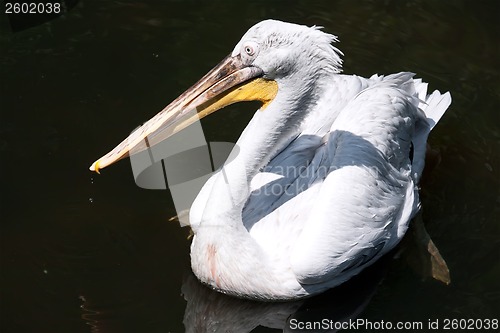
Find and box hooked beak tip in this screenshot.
[90,161,101,174]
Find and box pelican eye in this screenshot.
[242,42,258,58]
[245,45,255,56]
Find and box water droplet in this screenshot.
[90,177,94,184]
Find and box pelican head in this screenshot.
[89,20,342,172]
[232,20,342,81]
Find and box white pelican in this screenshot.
[90,20,451,301]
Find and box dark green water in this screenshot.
[1,1,499,332]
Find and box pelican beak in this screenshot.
[89,55,278,173]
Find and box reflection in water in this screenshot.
[80,296,101,333]
[182,274,302,332]
[181,256,389,332]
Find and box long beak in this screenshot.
[89,54,278,173]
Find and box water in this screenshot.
[1,1,499,332]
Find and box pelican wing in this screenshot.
[290,75,422,284]
[243,74,429,286]
[291,73,453,286]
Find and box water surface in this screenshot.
[1,1,499,332]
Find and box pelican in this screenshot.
[90,20,451,301]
